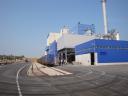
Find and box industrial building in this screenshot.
[45,23,97,65]
[41,0,128,66]
[45,29,128,66]
[57,30,96,65]
[75,39,128,65]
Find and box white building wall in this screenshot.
[94,53,98,65]
[76,53,91,66]
[47,26,70,46]
[76,53,98,66]
[76,52,128,66]
[47,33,61,46]
[97,62,128,65]
[57,34,96,50]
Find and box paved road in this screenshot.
[0,63,128,96]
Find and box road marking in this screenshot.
[50,67,72,75]
[16,65,27,96]
[101,71,106,75]
[86,69,93,75]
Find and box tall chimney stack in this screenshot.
[102,0,108,34]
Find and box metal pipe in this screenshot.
[102,0,108,34]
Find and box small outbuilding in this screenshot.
[75,39,128,65]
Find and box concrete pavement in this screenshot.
[0,63,128,96]
[27,63,72,76]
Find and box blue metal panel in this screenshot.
[94,39,128,63]
[75,39,128,63]
[75,39,95,55]
[48,41,57,56]
[97,49,128,63]
[71,23,95,35]
[78,24,95,35]
[47,41,57,64]
[95,39,128,48]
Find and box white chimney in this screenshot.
[60,26,70,36]
[102,0,108,34]
[116,32,120,40]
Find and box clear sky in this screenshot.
[0,0,128,57]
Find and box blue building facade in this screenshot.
[46,41,57,64]
[75,39,128,65]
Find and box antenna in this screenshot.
[102,0,108,34]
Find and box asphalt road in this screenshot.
[0,63,128,96]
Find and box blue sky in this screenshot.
[0,0,128,57]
